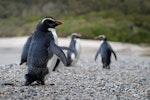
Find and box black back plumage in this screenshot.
[27,30,53,67]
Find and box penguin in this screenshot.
[52,33,82,71]
[95,35,117,69]
[20,19,73,69]
[20,16,68,85]
[66,33,82,66]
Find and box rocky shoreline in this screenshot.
[0,37,150,100]
[0,55,149,100]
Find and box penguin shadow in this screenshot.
[1,78,56,87]
[1,81,25,87]
[1,83,15,86]
[23,82,55,86]
[1,82,29,87]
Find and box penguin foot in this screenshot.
[66,62,71,66]
[103,66,107,69]
[25,74,34,86]
[107,66,110,69]
[36,80,45,85]
[103,66,110,69]
[41,81,45,85]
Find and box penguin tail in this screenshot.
[20,59,27,65]
[66,62,71,66]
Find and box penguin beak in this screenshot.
[55,20,63,26]
[77,34,82,38]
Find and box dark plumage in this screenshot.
[20,16,67,85]
[95,35,117,69]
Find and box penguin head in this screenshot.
[95,35,107,41]
[71,33,82,39]
[37,16,63,31]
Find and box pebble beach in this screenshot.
[0,37,150,100]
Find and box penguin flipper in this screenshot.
[111,50,117,61]
[107,44,117,61]
[60,46,77,57]
[20,36,32,65]
[50,40,67,66]
[95,48,100,61]
[52,59,60,71]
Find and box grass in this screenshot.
[0,11,150,44]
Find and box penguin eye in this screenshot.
[43,20,54,24]
[43,20,56,27]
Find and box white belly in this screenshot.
[48,28,58,44]
[71,39,81,65]
[47,28,58,72]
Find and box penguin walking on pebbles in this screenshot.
[52,33,82,71]
[95,35,117,69]
[66,33,82,66]
[20,16,68,85]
